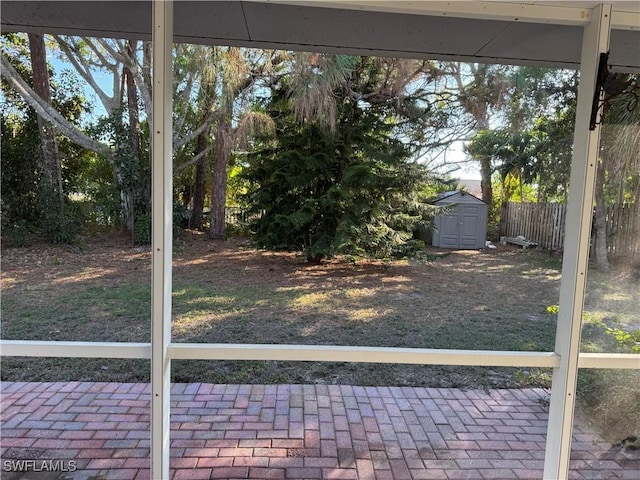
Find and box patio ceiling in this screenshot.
[2,1,639,71]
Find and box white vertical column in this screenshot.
[151,1,173,479]
[543,4,611,479]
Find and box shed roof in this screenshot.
[433,190,487,205]
[2,1,639,71]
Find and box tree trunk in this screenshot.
[123,40,141,234]
[209,112,232,239]
[451,64,497,212]
[499,201,508,238]
[594,161,610,272]
[480,156,493,207]
[191,77,216,232]
[142,42,152,100]
[473,113,493,208]
[28,33,63,207]
[125,41,141,161]
[191,132,208,231]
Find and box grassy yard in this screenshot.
[1,231,637,389]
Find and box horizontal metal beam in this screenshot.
[612,10,640,31]
[169,343,561,367]
[260,1,638,30]
[578,353,640,369]
[2,341,636,370]
[0,340,151,358]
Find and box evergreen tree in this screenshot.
[244,77,432,262]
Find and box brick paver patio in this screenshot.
[1,382,637,479]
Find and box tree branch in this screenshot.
[97,38,151,118]
[174,113,215,151]
[174,145,213,173]
[88,38,124,111]
[173,74,196,142]
[93,38,125,66]
[54,36,119,114]
[1,53,112,159]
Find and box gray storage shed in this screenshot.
[432,191,488,249]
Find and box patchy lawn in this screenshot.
[1,231,636,388]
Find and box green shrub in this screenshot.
[133,213,151,245]
[605,326,640,353]
[225,222,251,238]
[2,219,31,247]
[173,202,190,235]
[41,204,79,245]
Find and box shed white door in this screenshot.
[438,204,485,248]
[439,210,461,248]
[460,204,484,248]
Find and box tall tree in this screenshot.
[28,33,63,207]
[190,131,209,230]
[466,129,542,236]
[169,47,280,236]
[439,64,576,207]
[508,68,577,203]
[209,94,233,239]
[3,35,223,239]
[207,48,281,239]
[2,33,95,243]
[440,63,511,206]
[289,54,463,154]
[121,39,143,232]
[244,56,438,262]
[191,47,217,231]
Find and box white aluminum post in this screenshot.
[543,4,611,479]
[151,1,173,479]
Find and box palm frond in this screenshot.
[288,53,356,131]
[234,110,276,149]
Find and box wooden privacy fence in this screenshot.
[503,202,566,251]
[502,202,639,260]
[606,203,640,260]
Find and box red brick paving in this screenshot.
[1,382,638,479]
